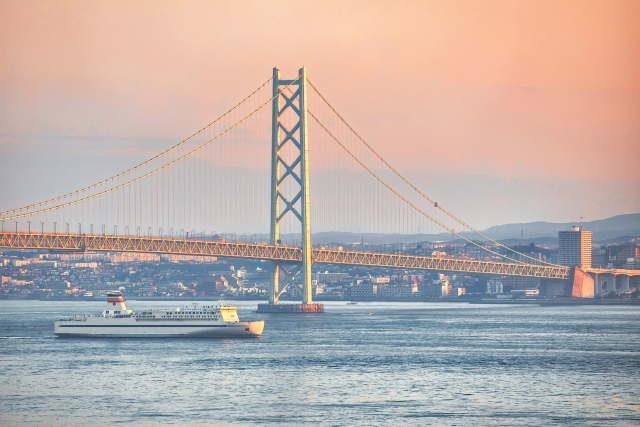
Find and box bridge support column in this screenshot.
[588,272,601,295]
[603,273,616,292]
[620,275,630,292]
[266,66,317,310]
[299,66,313,305]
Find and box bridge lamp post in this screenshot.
[53,222,57,234]
[125,226,129,236]
[102,224,105,235]
[14,221,18,233]
[148,227,151,237]
[180,229,184,238]
[201,230,205,238]
[159,227,162,237]
[114,225,117,235]
[78,223,81,235]
[40,222,44,234]
[27,221,31,234]
[169,228,173,238]
[1,221,4,232]
[65,223,69,234]
[90,224,93,235]
[136,226,140,237]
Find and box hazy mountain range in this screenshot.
[301,213,640,246]
[482,213,640,242]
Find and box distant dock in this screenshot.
[257,303,324,313]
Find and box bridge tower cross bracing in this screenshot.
[269,67,313,305]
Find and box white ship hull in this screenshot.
[55,291,264,338]
[54,319,264,338]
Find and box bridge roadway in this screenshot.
[0,232,570,279]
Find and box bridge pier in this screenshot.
[602,273,617,292]
[620,275,630,292]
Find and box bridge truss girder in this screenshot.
[0,232,570,280]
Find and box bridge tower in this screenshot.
[260,67,322,313]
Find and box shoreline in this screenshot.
[2,296,639,306]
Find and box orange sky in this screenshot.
[0,0,639,225]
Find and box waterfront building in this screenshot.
[501,276,540,290]
[349,283,378,298]
[313,272,350,283]
[378,284,418,298]
[486,280,503,294]
[420,283,442,297]
[442,282,452,297]
[558,226,592,268]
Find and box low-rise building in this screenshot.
[420,283,442,297]
[71,262,98,269]
[313,271,350,283]
[378,284,418,298]
[486,280,503,294]
[349,283,378,298]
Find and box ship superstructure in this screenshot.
[54,291,264,338]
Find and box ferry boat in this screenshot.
[54,291,264,338]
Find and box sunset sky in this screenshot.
[1,0,638,229]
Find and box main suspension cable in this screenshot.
[0,77,274,216]
[1,77,300,221]
[308,109,535,266]
[308,79,557,267]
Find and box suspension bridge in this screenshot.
[0,67,571,309]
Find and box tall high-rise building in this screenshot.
[558,227,592,268]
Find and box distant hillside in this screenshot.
[482,213,640,243]
[303,214,640,246]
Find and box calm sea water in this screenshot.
[1,300,639,426]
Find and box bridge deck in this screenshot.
[0,232,570,279]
